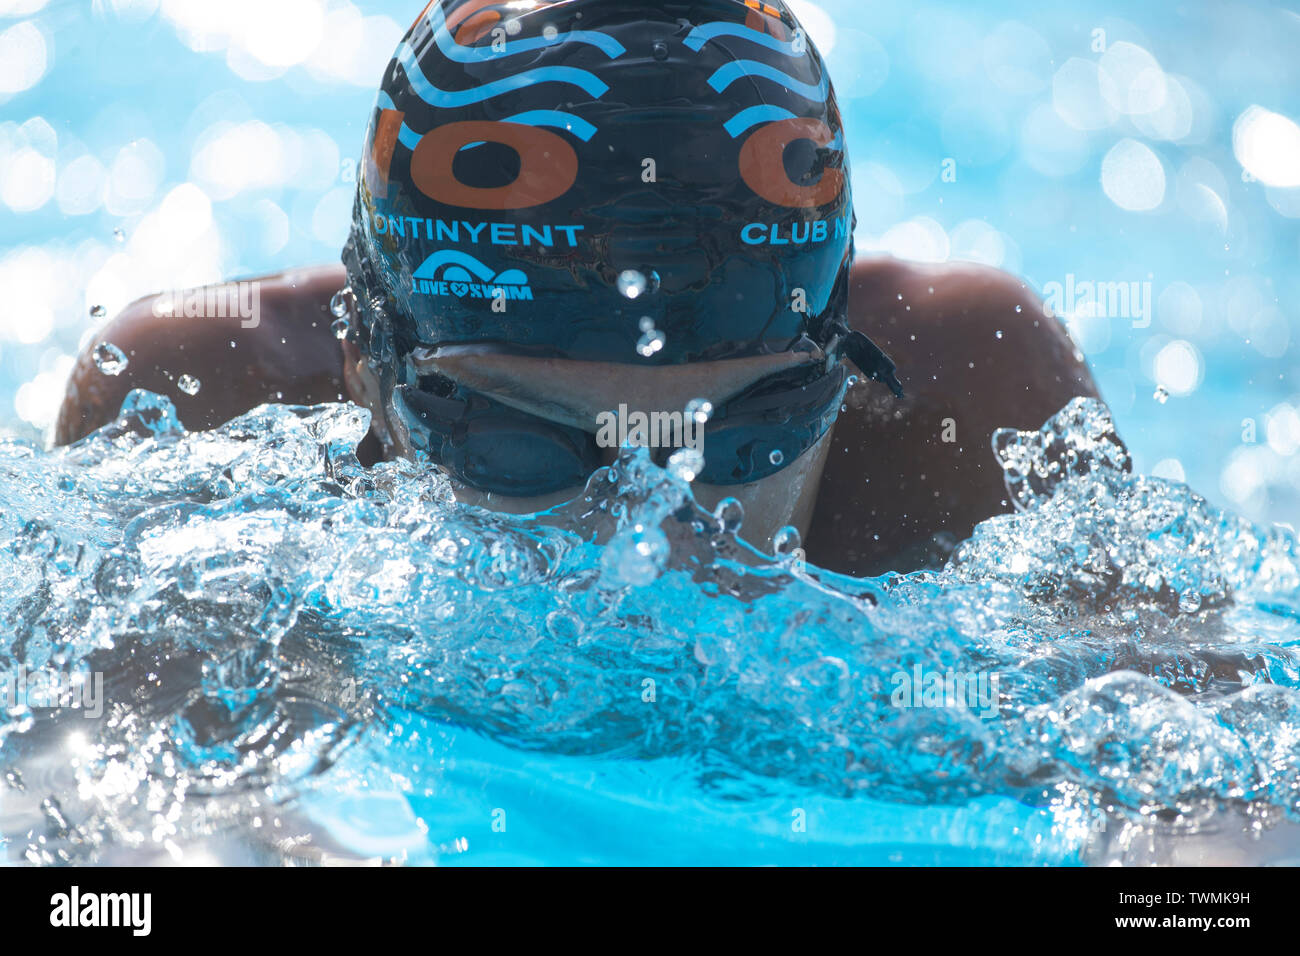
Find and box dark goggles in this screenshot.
[388,329,901,498]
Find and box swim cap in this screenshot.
[342,0,861,367]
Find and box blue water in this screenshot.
[3,0,1300,864]
[3,393,1300,865]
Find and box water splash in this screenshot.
[329,287,353,319]
[3,395,1300,865]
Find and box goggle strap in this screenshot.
[841,328,904,399]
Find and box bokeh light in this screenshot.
[1100,138,1166,211]
[0,19,47,93]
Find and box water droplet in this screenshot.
[617,269,648,299]
[1153,386,1170,404]
[92,342,128,376]
[543,23,559,40]
[331,316,351,339]
[638,316,655,332]
[1014,305,1023,313]
[714,497,744,533]
[329,287,353,318]
[653,41,669,60]
[768,449,785,466]
[1178,589,1202,614]
[636,326,666,357]
[505,18,521,35]
[602,524,670,588]
[177,374,201,396]
[684,398,714,425]
[995,330,1004,339]
[666,447,704,482]
[112,227,125,243]
[90,304,106,318]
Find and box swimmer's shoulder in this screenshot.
[806,257,1101,576]
[55,265,353,446]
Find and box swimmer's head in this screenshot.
[341,0,900,497]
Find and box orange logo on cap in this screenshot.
[410,121,578,210]
[744,0,789,39]
[738,117,843,209]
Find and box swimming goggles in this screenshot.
[386,328,901,497]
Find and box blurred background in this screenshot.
[1,0,1298,529]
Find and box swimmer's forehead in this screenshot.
[411,347,821,432]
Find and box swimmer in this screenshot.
[55,0,1098,577]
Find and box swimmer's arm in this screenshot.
[807,258,1102,575]
[55,265,352,446]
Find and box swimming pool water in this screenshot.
[3,393,1300,864]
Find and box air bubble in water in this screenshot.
[714,497,744,533]
[112,227,125,243]
[617,269,648,299]
[331,316,351,339]
[92,342,128,376]
[1153,386,1170,404]
[769,449,785,466]
[178,374,201,396]
[90,304,107,318]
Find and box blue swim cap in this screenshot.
[342,0,861,367]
